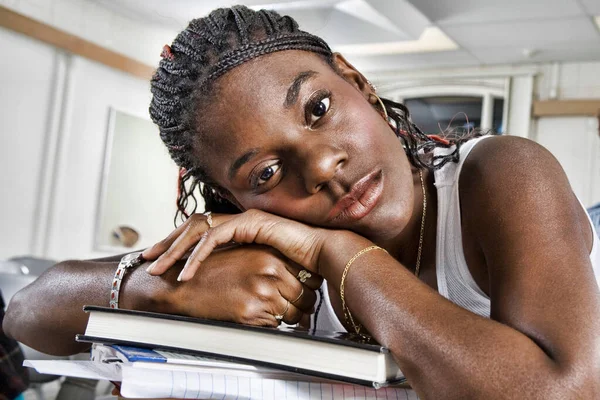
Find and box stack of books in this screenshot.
[25,306,414,399]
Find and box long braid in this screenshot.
[149,5,475,226]
[381,97,480,170]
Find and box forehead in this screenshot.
[195,50,338,182]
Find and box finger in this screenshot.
[143,213,213,264]
[277,271,317,314]
[282,303,305,325]
[298,313,311,329]
[141,222,189,261]
[178,211,322,281]
[291,285,317,314]
[175,231,211,281]
[176,218,243,281]
[271,297,304,326]
[280,258,323,290]
[149,224,209,276]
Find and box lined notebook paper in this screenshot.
[25,359,419,399]
[121,366,419,399]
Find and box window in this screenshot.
[404,96,483,135]
[381,82,508,136]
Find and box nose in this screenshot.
[302,144,347,194]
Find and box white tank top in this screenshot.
[314,134,600,324]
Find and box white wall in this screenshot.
[0,2,182,260]
[1,1,598,260]
[374,61,600,208]
[0,0,178,67]
[97,111,178,253]
[535,117,600,207]
[532,61,600,207]
[0,26,59,259]
[44,56,165,260]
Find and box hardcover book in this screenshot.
[77,306,404,388]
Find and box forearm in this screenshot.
[319,232,593,399]
[3,259,166,356]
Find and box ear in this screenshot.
[331,52,374,99]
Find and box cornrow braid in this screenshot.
[150,6,332,225]
[149,5,477,226]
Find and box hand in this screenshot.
[150,244,322,327]
[143,212,236,273]
[144,210,329,282]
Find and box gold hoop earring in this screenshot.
[370,93,389,121]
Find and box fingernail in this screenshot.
[177,267,186,282]
[146,262,156,274]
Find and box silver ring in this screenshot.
[297,270,311,283]
[203,211,213,228]
[274,300,290,322]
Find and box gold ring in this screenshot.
[297,270,311,283]
[291,287,304,304]
[274,300,290,322]
[203,211,213,228]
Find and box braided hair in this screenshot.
[149,5,475,226]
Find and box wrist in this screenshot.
[119,262,175,313]
[317,230,374,285]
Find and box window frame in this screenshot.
[381,83,509,132]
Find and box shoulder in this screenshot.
[458,135,575,223]
[456,134,592,282]
[459,134,566,187]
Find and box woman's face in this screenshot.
[196,50,416,241]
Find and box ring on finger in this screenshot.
[291,287,304,304]
[274,300,290,323]
[297,270,311,283]
[203,211,213,228]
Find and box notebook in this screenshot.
[24,358,418,399]
[76,305,404,387]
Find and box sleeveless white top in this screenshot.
[315,134,600,326]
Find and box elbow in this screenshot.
[531,362,600,400]
[558,366,600,400]
[3,287,27,342]
[2,261,71,354]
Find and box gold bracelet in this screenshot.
[340,245,387,334]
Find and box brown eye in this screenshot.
[310,97,330,123]
[257,162,281,185]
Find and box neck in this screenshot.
[376,168,437,275]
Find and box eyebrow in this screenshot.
[228,148,261,181]
[284,70,318,108]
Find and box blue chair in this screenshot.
[588,203,600,233]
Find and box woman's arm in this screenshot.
[134,136,599,398]
[3,259,154,355]
[3,245,319,356]
[319,136,600,399]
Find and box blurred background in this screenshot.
[0,1,599,399]
[0,0,599,261]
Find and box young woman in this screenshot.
[5,5,600,399]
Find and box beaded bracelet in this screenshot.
[340,245,387,334]
[109,251,145,309]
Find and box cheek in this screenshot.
[232,188,310,220]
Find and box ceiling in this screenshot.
[92,0,600,72]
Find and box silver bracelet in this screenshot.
[109,251,145,309]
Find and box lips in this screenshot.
[326,169,383,223]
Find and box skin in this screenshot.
[5,49,600,398]
[4,242,321,355]
[145,51,600,398]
